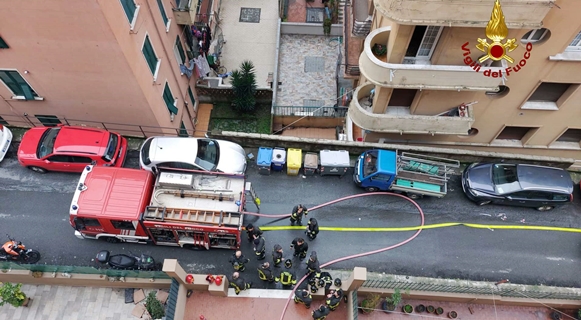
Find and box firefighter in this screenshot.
[311,305,330,320]
[228,250,250,272]
[305,218,319,240]
[325,288,343,311]
[290,237,308,260]
[316,271,334,295]
[253,236,266,260]
[272,244,283,267]
[306,251,321,279]
[230,272,251,295]
[290,204,308,226]
[294,289,312,309]
[275,259,297,289]
[246,223,263,242]
[257,262,274,282]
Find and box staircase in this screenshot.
[336,0,349,25]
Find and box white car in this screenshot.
[0,124,13,162]
[139,137,247,175]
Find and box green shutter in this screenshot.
[156,0,169,25]
[120,0,137,23]
[179,121,189,137]
[175,36,186,64]
[163,83,178,115]
[35,115,62,127]
[0,70,38,98]
[187,86,196,106]
[142,36,158,74]
[0,36,9,49]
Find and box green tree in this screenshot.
[145,291,165,319]
[0,282,27,307]
[230,60,257,113]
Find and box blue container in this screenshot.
[257,147,273,175]
[271,147,286,172]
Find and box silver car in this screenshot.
[139,137,247,175]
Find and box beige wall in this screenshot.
[0,0,197,135]
[357,0,581,158]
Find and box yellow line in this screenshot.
[259,223,581,233]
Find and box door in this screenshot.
[404,26,443,64]
[44,155,73,172]
[503,191,529,207]
[526,191,553,208]
[69,156,94,172]
[368,173,392,191]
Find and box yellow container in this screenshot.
[287,148,302,176]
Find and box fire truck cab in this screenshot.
[69,165,259,250]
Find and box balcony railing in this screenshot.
[273,106,348,118]
[348,84,474,135]
[373,0,549,28]
[360,27,503,91]
[352,19,371,37]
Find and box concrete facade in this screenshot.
[346,0,581,161]
[0,0,199,135]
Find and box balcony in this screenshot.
[352,0,372,37]
[348,84,475,135]
[360,27,503,91]
[373,0,550,28]
[172,0,199,25]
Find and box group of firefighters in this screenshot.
[227,205,343,320]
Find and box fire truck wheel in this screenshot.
[103,237,120,243]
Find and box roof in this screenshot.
[377,150,397,175]
[149,137,199,163]
[77,167,154,220]
[54,126,110,155]
[516,164,573,194]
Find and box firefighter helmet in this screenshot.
[334,278,342,288]
[284,259,293,269]
[310,285,318,294]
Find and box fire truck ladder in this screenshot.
[244,182,261,213]
[144,206,241,227]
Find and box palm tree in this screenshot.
[230,60,257,113]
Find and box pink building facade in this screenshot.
[0,0,207,136]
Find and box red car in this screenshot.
[17,125,128,173]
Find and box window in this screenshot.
[142,35,160,78]
[404,26,443,64]
[71,156,93,163]
[556,129,581,143]
[76,218,101,227]
[111,220,135,230]
[156,0,170,31]
[141,138,153,165]
[521,28,550,44]
[388,89,417,107]
[0,70,39,100]
[47,155,71,162]
[120,0,139,28]
[495,126,536,140]
[162,83,178,115]
[553,194,569,201]
[174,36,186,64]
[37,127,61,158]
[158,162,198,170]
[567,31,581,52]
[528,83,571,102]
[179,121,189,137]
[102,134,119,162]
[187,86,196,107]
[527,191,552,200]
[0,116,8,125]
[35,115,62,127]
[0,36,8,49]
[195,139,219,171]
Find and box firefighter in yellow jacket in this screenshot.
[257,262,274,282]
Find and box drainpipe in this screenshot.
[144,0,195,131]
[271,18,282,133]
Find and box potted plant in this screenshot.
[448,310,458,319]
[323,19,332,36]
[403,304,413,314]
[427,305,435,313]
[577,308,581,320]
[360,293,381,314]
[416,304,426,313]
[435,307,444,315]
[230,60,257,113]
[381,288,401,313]
[145,291,165,319]
[372,43,387,56]
[0,282,30,307]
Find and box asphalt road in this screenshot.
[1,150,581,289]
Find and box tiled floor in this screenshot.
[0,285,139,320]
[276,34,339,108]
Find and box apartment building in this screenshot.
[346,0,581,159]
[0,0,219,136]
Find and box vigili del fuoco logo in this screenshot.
[461,0,532,78]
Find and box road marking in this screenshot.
[259,223,581,233]
[546,257,567,261]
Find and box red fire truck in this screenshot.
[69,165,260,250]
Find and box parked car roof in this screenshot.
[516,164,573,194]
[54,126,110,155]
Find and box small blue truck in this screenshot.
[353,150,459,199]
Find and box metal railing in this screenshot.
[273,106,348,118]
[361,279,581,300]
[0,261,170,279]
[0,113,203,138]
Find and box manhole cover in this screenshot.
[240,8,261,23]
[304,56,325,73]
